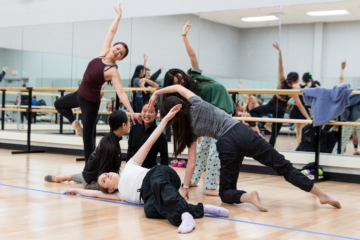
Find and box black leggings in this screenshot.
[250,102,285,147]
[141,165,204,226]
[216,123,314,204]
[54,91,100,162]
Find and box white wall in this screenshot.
[1,15,360,93]
[0,0,350,28]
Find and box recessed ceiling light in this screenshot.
[307,10,350,16]
[241,15,279,22]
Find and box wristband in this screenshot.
[182,34,186,36]
[182,183,189,189]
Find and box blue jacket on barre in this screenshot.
[301,84,352,126]
[340,87,360,122]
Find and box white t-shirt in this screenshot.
[117,159,150,204]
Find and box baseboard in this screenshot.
[1,143,359,184]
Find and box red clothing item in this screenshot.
[78,57,117,102]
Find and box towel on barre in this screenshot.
[301,84,352,126]
[340,87,360,122]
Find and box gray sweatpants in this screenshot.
[73,172,99,190]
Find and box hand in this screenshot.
[113,3,122,16]
[160,64,164,71]
[143,54,148,62]
[182,21,192,36]
[181,188,189,200]
[148,92,158,109]
[238,80,242,85]
[131,112,142,125]
[341,60,346,69]
[163,104,182,121]
[2,66,8,72]
[64,189,78,195]
[272,41,280,51]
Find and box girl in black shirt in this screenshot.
[126,102,169,168]
[44,110,129,189]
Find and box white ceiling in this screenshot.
[0,0,353,28]
[198,0,360,28]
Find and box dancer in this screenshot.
[127,102,169,168]
[290,72,312,145]
[54,4,141,163]
[149,84,341,211]
[163,21,236,196]
[142,65,164,103]
[130,55,159,113]
[44,110,128,189]
[64,105,229,234]
[250,42,311,147]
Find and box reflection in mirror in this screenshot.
[276,1,360,157]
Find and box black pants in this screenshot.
[250,102,286,147]
[21,112,28,123]
[141,165,204,226]
[54,91,100,162]
[216,123,314,204]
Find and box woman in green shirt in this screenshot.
[162,21,236,196]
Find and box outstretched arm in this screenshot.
[272,42,286,88]
[182,21,199,69]
[110,68,142,124]
[238,80,249,104]
[143,54,148,68]
[339,60,346,84]
[293,95,311,120]
[148,85,196,108]
[132,104,182,165]
[143,78,159,88]
[64,189,121,201]
[150,66,163,81]
[180,141,197,200]
[99,4,122,57]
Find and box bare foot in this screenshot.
[319,194,341,208]
[205,189,219,196]
[72,120,83,137]
[189,183,198,187]
[310,185,341,208]
[240,191,268,212]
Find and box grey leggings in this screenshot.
[73,172,99,190]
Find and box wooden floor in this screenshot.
[1,149,360,240]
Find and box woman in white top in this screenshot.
[64,104,229,234]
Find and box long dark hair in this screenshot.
[163,68,210,102]
[95,110,128,175]
[160,96,196,157]
[131,65,145,87]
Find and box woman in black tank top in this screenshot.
[54,4,141,163]
[250,42,311,147]
[290,73,312,145]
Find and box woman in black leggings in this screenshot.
[250,42,311,147]
[55,4,141,162]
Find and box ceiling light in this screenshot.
[307,10,350,16]
[241,15,279,22]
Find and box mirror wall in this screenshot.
[0,1,359,157]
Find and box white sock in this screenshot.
[203,205,229,217]
[177,212,196,234]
